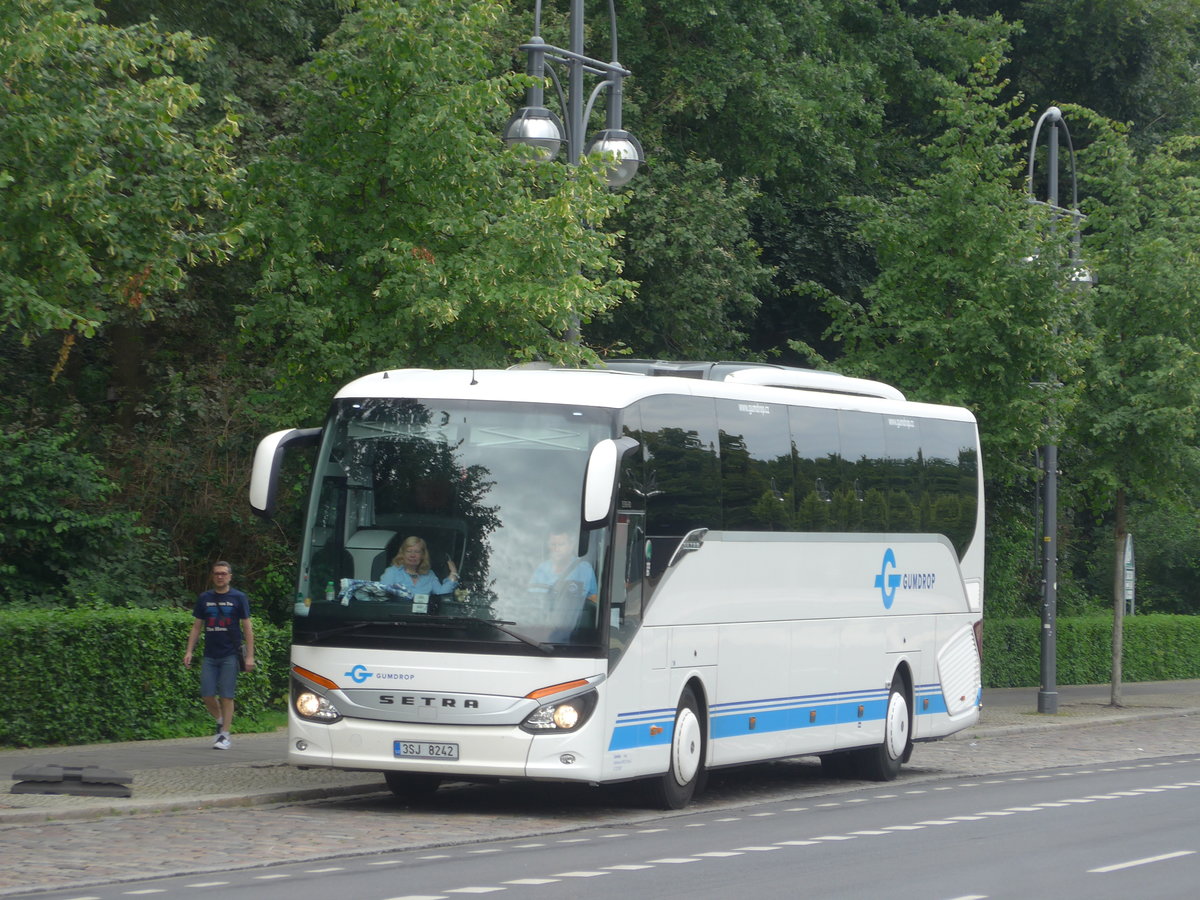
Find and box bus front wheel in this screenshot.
[652,686,706,809]
[855,676,910,781]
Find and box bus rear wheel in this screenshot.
[854,676,910,781]
[383,771,442,801]
[652,686,706,809]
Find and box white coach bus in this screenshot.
[250,361,983,808]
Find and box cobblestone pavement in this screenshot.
[2,687,1197,897]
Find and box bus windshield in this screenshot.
[294,398,616,653]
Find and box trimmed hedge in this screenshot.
[983,614,1200,688]
[3,607,289,747]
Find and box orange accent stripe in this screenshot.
[526,679,589,700]
[293,665,339,691]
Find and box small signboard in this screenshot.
[1123,532,1135,616]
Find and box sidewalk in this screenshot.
[3,680,1198,825]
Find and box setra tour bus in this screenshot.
[249,361,984,808]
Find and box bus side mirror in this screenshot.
[250,427,322,518]
[582,436,639,529]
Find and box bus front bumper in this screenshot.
[288,715,603,783]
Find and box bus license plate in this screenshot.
[394,740,459,760]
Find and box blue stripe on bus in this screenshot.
[608,683,966,751]
[608,715,676,750]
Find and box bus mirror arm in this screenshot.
[249,427,322,518]
[580,437,640,545]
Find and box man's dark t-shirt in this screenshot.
[192,589,250,659]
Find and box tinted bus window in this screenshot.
[633,395,720,579]
[921,418,979,555]
[884,414,923,533]
[790,405,839,532]
[837,410,886,532]
[717,399,793,531]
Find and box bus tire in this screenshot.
[855,675,910,781]
[652,686,706,809]
[383,771,441,800]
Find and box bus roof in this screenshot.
[335,365,976,423]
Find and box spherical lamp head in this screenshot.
[503,106,564,161]
[585,129,644,188]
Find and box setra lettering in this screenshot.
[379,695,479,708]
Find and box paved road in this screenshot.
[1,681,1197,896]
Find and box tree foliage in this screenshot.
[1071,114,1200,506]
[590,156,769,358]
[818,52,1083,485]
[0,0,241,343]
[6,0,1200,622]
[242,0,632,417]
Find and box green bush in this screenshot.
[982,614,1200,688]
[0,425,188,609]
[1,607,289,747]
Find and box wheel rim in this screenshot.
[884,690,909,761]
[672,706,702,785]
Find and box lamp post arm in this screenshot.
[583,80,612,134]
[1057,115,1080,212]
[1027,106,1062,199]
[523,44,631,77]
[542,60,569,145]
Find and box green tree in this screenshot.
[614,0,1017,362]
[1068,112,1200,698]
[0,0,241,344]
[818,53,1084,486]
[1072,117,1200,520]
[590,157,769,358]
[242,0,633,418]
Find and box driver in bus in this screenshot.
[530,530,598,640]
[381,535,460,595]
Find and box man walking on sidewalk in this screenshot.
[183,561,255,749]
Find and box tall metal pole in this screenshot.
[567,0,584,166]
[1035,111,1061,715]
[1039,445,1058,713]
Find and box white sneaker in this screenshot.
[213,733,231,750]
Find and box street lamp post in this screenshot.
[504,0,643,188]
[1026,106,1093,715]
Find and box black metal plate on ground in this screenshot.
[10,764,133,797]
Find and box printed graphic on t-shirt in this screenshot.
[204,599,239,632]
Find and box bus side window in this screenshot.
[629,395,719,597]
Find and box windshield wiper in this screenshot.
[483,619,555,654]
[424,616,555,654]
[302,621,397,642]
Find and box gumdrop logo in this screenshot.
[875,548,901,609]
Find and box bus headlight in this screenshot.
[520,690,597,733]
[294,690,342,723]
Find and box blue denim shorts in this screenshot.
[200,654,239,698]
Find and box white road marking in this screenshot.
[1089,850,1196,873]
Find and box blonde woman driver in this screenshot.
[381,535,460,595]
